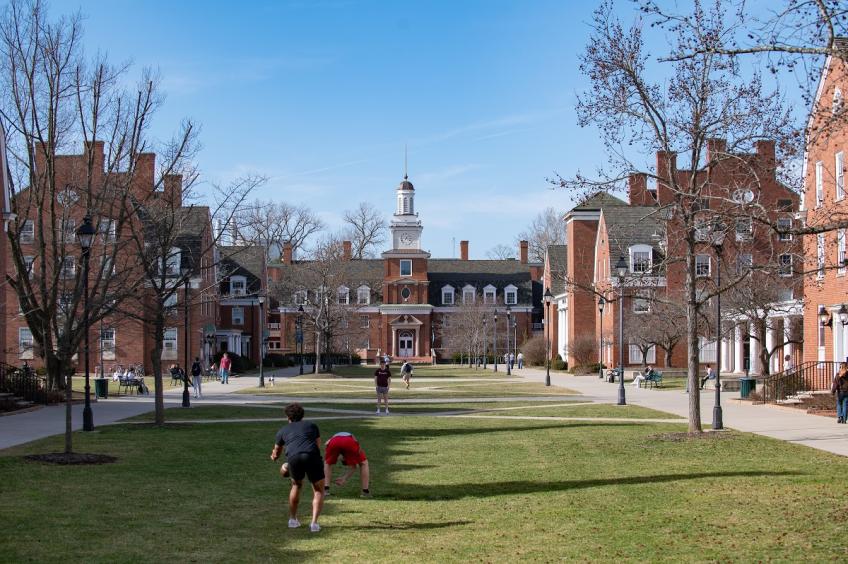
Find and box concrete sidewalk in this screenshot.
[512,365,848,457]
[0,365,306,451]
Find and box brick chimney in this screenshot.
[283,241,293,264]
[519,240,529,264]
[706,138,727,164]
[656,150,677,179]
[163,174,183,206]
[84,140,105,174]
[136,153,156,190]
[460,240,469,261]
[342,240,352,260]
[627,173,651,206]
[756,140,776,176]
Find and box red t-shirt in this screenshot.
[220,356,232,370]
[374,368,391,387]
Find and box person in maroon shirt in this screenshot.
[374,361,391,415]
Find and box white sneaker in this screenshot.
[385,409,390,415]
[376,408,381,415]
[288,518,300,528]
[310,522,321,533]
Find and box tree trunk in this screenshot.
[150,315,166,426]
[64,363,72,454]
[686,249,702,433]
[314,329,320,374]
[663,346,674,368]
[758,324,771,376]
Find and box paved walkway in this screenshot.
[510,366,848,457]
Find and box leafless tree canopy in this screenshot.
[486,244,515,260]
[342,202,387,259]
[235,200,324,260]
[516,207,565,263]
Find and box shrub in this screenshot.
[553,359,567,370]
[520,335,547,366]
[568,334,598,373]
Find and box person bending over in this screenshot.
[270,403,325,533]
[323,432,371,498]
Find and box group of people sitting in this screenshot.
[631,366,661,387]
[106,364,149,394]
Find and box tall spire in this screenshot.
[403,144,408,180]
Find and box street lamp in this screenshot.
[182,268,191,408]
[493,310,498,372]
[258,296,265,388]
[482,316,488,370]
[543,288,553,386]
[712,222,726,430]
[819,305,832,327]
[598,296,606,379]
[615,255,628,406]
[839,304,848,326]
[76,215,96,431]
[297,305,304,375]
[506,307,512,376]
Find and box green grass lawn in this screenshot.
[319,364,520,378]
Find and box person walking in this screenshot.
[400,361,413,389]
[271,403,325,533]
[191,357,203,399]
[323,432,370,498]
[832,363,848,424]
[508,352,515,370]
[219,353,232,384]
[374,361,391,415]
[517,352,524,369]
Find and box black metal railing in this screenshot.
[0,363,52,405]
[756,361,838,404]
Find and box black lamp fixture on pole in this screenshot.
[543,288,553,386]
[77,215,96,431]
[838,304,848,327]
[711,221,726,430]
[493,309,498,372]
[297,305,305,375]
[482,316,488,370]
[258,296,265,388]
[182,268,191,408]
[598,296,606,379]
[505,306,512,376]
[615,255,628,406]
[819,305,832,327]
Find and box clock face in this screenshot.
[399,232,414,246]
[57,187,79,207]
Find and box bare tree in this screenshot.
[486,244,515,260]
[516,207,565,263]
[567,334,598,372]
[235,200,323,260]
[342,202,386,259]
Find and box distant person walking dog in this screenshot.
[374,361,391,415]
[323,432,370,498]
[271,403,325,533]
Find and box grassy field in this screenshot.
[315,364,521,378]
[3,371,848,562]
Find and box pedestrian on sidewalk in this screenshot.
[219,353,231,384]
[374,361,391,415]
[271,403,325,533]
[191,357,203,399]
[517,352,524,369]
[832,363,848,424]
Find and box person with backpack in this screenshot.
[400,361,413,389]
[832,363,848,424]
[191,357,203,399]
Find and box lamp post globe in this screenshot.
[614,256,628,406]
[77,215,96,431]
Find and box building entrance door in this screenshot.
[398,331,414,357]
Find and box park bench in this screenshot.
[644,371,663,389]
[118,375,139,395]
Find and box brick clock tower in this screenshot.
[380,174,433,360]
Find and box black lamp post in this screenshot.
[258,296,265,388]
[506,307,512,376]
[297,305,304,375]
[615,255,628,406]
[493,310,498,372]
[712,222,726,429]
[182,271,191,408]
[544,288,553,386]
[205,334,214,368]
[77,215,96,431]
[598,296,606,379]
[482,316,488,370]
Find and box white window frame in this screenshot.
[462,284,476,305]
[357,285,370,305]
[337,286,350,305]
[629,245,652,273]
[399,259,412,277]
[20,220,34,244]
[698,337,717,363]
[232,306,244,325]
[504,284,518,305]
[101,327,116,360]
[163,328,178,359]
[628,344,655,364]
[23,256,35,279]
[737,253,753,276]
[839,229,846,275]
[19,327,33,359]
[777,217,792,241]
[230,276,247,296]
[293,290,307,306]
[695,254,711,278]
[99,218,117,243]
[817,234,825,278]
[165,247,181,276]
[483,284,497,305]
[735,217,752,241]
[360,315,370,329]
[633,290,651,313]
[164,292,178,309]
[441,285,455,305]
[60,256,76,279]
[778,254,793,277]
[61,218,76,243]
[694,220,710,242]
[816,161,824,207]
[837,152,845,201]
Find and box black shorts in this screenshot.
[287,452,325,484]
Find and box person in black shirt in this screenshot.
[270,403,325,532]
[374,361,391,415]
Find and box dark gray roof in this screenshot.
[546,244,568,295]
[179,206,211,237]
[427,259,534,275]
[427,271,534,306]
[602,206,664,263]
[220,245,266,281]
[572,191,627,211]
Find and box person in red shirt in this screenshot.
[374,361,391,415]
[323,432,370,497]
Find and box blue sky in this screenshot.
[66,1,648,258]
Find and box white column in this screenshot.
[734,324,744,374]
[391,328,397,356]
[414,329,419,357]
[782,317,792,367]
[835,316,844,364]
[749,323,760,375]
[765,324,776,374]
[720,333,731,373]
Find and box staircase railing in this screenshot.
[755,361,838,404]
[0,362,52,405]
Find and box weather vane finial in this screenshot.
[404,144,408,180]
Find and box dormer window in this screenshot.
[462,285,475,305]
[441,285,455,305]
[629,245,652,273]
[357,285,370,305]
[483,285,497,304]
[230,276,246,296]
[504,284,518,305]
[293,290,307,306]
[337,286,350,305]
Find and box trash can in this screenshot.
[739,378,756,399]
[94,378,108,399]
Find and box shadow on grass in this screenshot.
[384,470,803,501]
[331,520,472,530]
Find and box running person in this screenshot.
[270,403,325,533]
[374,361,391,415]
[323,432,370,498]
[400,361,413,389]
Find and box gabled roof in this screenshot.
[546,244,568,295]
[601,206,664,261]
[220,245,266,281]
[572,191,628,211]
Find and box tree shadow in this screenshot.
[382,470,803,501]
[330,520,471,531]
